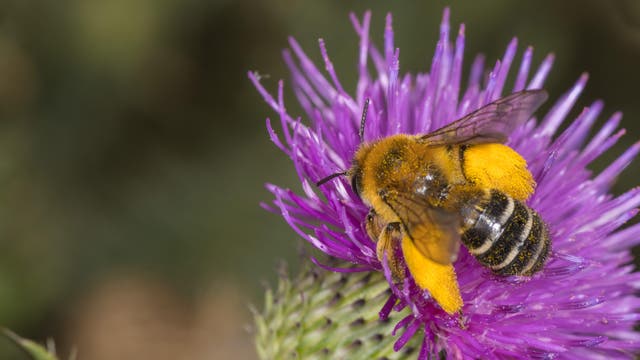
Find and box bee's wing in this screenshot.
[420,90,548,145]
[382,191,461,265]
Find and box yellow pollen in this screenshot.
[402,236,463,314]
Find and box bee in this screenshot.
[317,90,551,315]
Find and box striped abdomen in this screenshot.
[461,189,550,276]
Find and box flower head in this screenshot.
[251,8,640,359]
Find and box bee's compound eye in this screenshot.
[351,169,363,200]
[351,176,361,199]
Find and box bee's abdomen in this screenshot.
[461,190,549,276]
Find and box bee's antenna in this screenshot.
[359,98,370,143]
[316,171,348,187]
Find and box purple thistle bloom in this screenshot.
[250,8,640,359]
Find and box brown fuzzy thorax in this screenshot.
[351,134,468,223]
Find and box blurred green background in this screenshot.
[0,0,638,359]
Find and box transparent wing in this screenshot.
[381,190,461,265]
[420,90,548,145]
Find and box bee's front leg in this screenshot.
[365,208,384,241]
[366,209,404,281]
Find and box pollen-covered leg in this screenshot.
[401,236,463,314]
[463,143,535,201]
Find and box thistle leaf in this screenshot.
[2,328,58,360]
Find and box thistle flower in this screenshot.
[251,8,640,359]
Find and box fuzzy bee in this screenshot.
[318,90,551,314]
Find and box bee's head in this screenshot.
[347,140,376,199]
[315,143,370,199]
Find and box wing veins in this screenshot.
[419,90,548,146]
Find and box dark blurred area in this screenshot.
[0,0,637,358]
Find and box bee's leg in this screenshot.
[401,235,464,314]
[365,209,384,241]
[378,224,405,282]
[366,210,404,281]
[365,209,390,260]
[457,311,467,329]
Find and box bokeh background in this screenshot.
[0,0,638,359]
